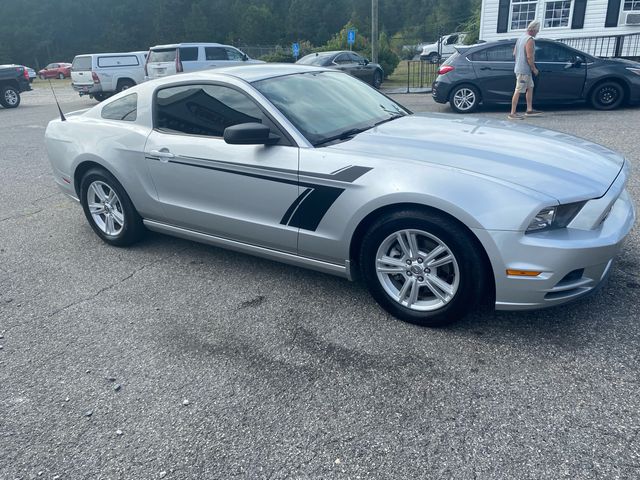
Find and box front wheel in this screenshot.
[590,81,624,110]
[58,73,65,80]
[0,85,21,108]
[372,70,383,89]
[427,52,440,64]
[449,85,480,113]
[80,168,145,246]
[359,210,485,327]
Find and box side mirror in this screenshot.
[242,54,249,61]
[224,123,280,145]
[363,59,370,65]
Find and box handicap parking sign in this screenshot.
[347,29,356,45]
[292,43,300,58]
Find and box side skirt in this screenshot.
[143,219,352,280]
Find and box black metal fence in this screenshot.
[405,60,441,92]
[558,33,640,58]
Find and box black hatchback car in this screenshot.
[297,51,384,88]
[432,39,640,113]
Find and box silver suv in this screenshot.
[145,43,263,80]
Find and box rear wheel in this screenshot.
[92,93,107,102]
[58,73,64,80]
[79,168,145,246]
[0,85,20,108]
[359,209,484,327]
[117,79,135,93]
[590,81,624,110]
[449,84,479,113]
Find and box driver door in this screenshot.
[144,82,300,253]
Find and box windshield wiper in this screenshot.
[313,126,374,147]
[373,113,405,127]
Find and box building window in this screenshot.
[510,0,538,30]
[623,0,640,11]
[544,0,572,27]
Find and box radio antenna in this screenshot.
[48,79,66,121]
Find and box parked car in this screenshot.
[421,33,467,63]
[297,51,384,88]
[23,66,36,83]
[0,64,32,108]
[145,43,262,80]
[44,64,635,326]
[432,39,640,113]
[71,51,147,102]
[38,62,71,80]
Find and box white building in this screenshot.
[480,0,640,56]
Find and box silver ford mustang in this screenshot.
[45,64,636,327]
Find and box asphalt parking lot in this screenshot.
[1,85,639,479]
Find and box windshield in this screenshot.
[253,71,409,146]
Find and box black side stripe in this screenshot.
[146,156,372,231]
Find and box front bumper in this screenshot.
[72,83,102,96]
[474,185,636,311]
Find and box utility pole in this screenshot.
[371,0,379,64]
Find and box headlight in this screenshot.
[627,67,640,76]
[526,202,586,232]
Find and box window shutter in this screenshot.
[497,0,511,33]
[604,0,621,27]
[571,0,587,29]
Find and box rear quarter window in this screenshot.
[72,56,92,71]
[101,93,137,122]
[179,47,199,62]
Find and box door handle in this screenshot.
[149,149,175,161]
[479,66,491,70]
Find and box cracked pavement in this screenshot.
[0,90,639,479]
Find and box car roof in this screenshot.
[148,64,333,85]
[74,52,146,58]
[150,43,230,50]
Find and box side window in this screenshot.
[469,50,487,61]
[205,47,228,61]
[349,52,363,63]
[155,84,273,137]
[536,43,574,62]
[334,54,351,65]
[101,94,137,122]
[446,35,458,45]
[225,48,244,61]
[485,45,515,61]
[179,47,199,62]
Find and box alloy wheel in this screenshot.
[453,88,476,112]
[86,181,125,236]
[375,229,460,311]
[4,89,18,106]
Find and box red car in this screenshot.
[38,62,71,80]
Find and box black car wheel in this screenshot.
[58,73,65,80]
[39,74,46,80]
[92,93,107,102]
[427,52,440,64]
[80,168,145,246]
[590,81,624,110]
[449,85,480,113]
[359,209,485,327]
[117,79,136,93]
[372,70,383,89]
[0,85,21,108]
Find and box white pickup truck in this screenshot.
[420,33,467,63]
[71,51,147,102]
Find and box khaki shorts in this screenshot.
[514,74,534,93]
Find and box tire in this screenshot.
[449,84,480,114]
[372,70,383,89]
[427,52,440,64]
[58,73,64,80]
[39,74,46,80]
[92,93,107,102]
[359,209,485,327]
[590,81,624,110]
[0,85,21,108]
[116,79,135,93]
[79,168,145,247]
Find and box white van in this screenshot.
[145,43,263,80]
[71,51,147,101]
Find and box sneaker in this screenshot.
[507,113,523,120]
[525,110,543,117]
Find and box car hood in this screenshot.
[330,113,624,203]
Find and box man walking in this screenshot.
[508,20,543,120]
